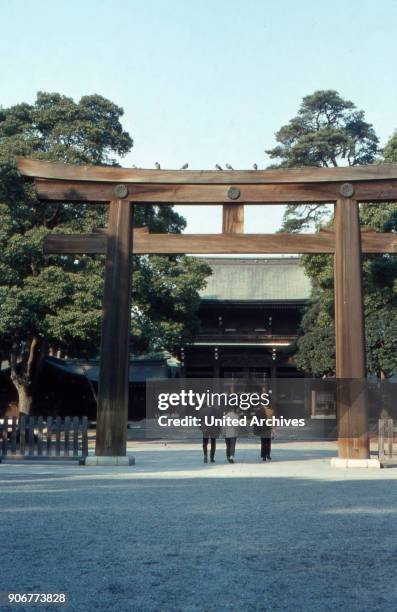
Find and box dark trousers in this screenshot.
[225,437,237,459]
[203,437,216,459]
[261,437,271,459]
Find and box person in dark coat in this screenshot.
[253,405,274,461]
[200,405,221,463]
[223,408,240,463]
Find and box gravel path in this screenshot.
[1,442,396,612]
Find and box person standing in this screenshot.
[223,408,240,463]
[200,405,221,463]
[253,405,274,461]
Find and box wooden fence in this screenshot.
[0,416,88,461]
[378,418,395,462]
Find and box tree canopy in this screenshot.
[295,199,397,378]
[268,98,397,378]
[266,90,381,232]
[266,90,379,168]
[0,92,210,413]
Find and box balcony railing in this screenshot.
[194,332,297,345]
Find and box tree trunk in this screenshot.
[14,383,33,416]
[9,336,47,416]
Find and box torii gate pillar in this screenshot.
[95,200,133,457]
[334,197,369,459]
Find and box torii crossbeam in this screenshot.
[17,158,397,462]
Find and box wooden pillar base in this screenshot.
[331,458,382,468]
[85,455,135,466]
[336,379,369,459]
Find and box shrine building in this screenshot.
[180,256,311,380]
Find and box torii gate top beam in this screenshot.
[16,158,397,184]
[17,159,397,204]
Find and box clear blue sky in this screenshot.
[1,0,397,233]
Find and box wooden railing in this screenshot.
[195,333,296,345]
[0,416,88,461]
[378,418,395,462]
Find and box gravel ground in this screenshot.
[1,441,397,612]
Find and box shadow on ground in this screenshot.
[0,444,397,612]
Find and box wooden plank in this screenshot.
[10,417,17,454]
[82,416,88,458]
[34,179,344,203]
[46,416,53,456]
[95,200,133,457]
[34,178,397,205]
[353,180,397,202]
[55,416,61,456]
[28,416,34,456]
[44,233,106,254]
[43,230,397,255]
[135,231,397,254]
[387,418,394,458]
[33,178,397,203]
[19,415,26,455]
[44,231,334,254]
[64,416,70,457]
[223,204,244,233]
[0,455,82,462]
[1,417,8,456]
[334,198,369,460]
[43,227,148,255]
[16,158,397,184]
[361,232,397,253]
[37,416,43,456]
[378,419,385,461]
[72,417,79,457]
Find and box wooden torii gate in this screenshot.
[17,159,397,462]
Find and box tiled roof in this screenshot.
[200,257,311,301]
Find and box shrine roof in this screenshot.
[200,257,311,302]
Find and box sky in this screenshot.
[1,0,397,234]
